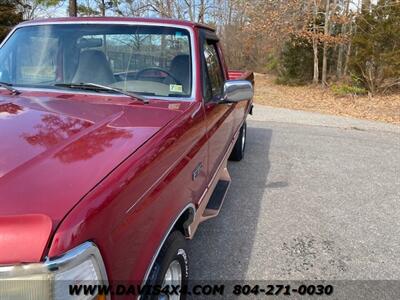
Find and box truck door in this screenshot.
[200,30,235,180]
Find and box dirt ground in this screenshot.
[254,73,400,125]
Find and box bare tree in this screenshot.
[12,0,64,19]
[312,0,320,84]
[344,0,362,76]
[112,0,153,16]
[69,0,77,16]
[361,0,371,12]
[321,0,331,84]
[336,0,350,78]
[99,0,106,16]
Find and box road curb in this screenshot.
[249,104,400,134]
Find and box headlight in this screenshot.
[0,241,109,300]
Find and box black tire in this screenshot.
[144,231,189,300]
[229,122,247,161]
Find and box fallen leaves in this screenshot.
[254,73,400,124]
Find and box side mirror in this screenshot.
[222,80,253,103]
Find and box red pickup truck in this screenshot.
[0,17,253,299]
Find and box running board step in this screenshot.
[203,180,230,218]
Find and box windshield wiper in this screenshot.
[54,83,149,104]
[0,82,21,95]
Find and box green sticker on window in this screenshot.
[170,84,183,93]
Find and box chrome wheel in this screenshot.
[241,123,246,153]
[160,260,182,300]
[229,122,247,161]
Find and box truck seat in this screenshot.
[170,54,190,93]
[73,50,115,85]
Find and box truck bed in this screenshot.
[228,70,255,86]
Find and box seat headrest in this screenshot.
[73,50,115,85]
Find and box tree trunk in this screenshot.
[337,45,343,78]
[313,38,319,84]
[166,0,173,17]
[337,0,350,79]
[69,0,77,17]
[322,0,330,85]
[343,37,352,75]
[198,0,205,23]
[343,3,355,76]
[362,0,371,12]
[228,0,233,25]
[100,0,106,16]
[312,0,319,84]
[187,0,194,21]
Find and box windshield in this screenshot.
[0,24,193,99]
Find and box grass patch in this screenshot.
[331,84,368,96]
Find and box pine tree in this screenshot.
[0,0,23,42]
[350,0,400,93]
[277,37,315,86]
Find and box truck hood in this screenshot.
[0,92,184,262]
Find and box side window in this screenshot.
[203,41,225,102]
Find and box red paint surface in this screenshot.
[19,17,216,32]
[0,214,52,263]
[0,92,185,231]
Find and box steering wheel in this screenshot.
[135,67,181,85]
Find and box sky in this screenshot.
[41,0,381,19]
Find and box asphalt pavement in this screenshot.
[188,108,400,283]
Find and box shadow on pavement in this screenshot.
[188,126,272,280]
